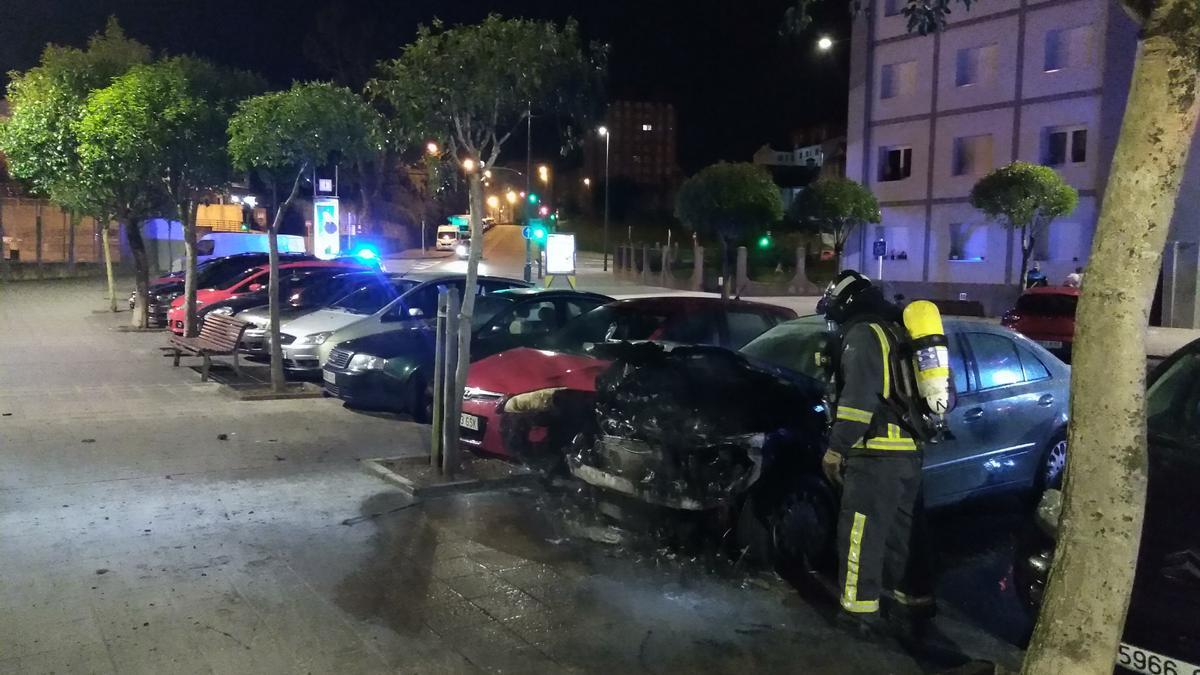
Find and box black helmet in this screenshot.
[817,270,875,323]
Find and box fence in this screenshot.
[0,197,121,279]
[613,242,821,296]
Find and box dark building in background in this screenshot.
[585,101,683,214]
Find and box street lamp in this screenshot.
[583,178,592,187]
[461,158,477,173]
[598,126,611,271]
[506,191,518,204]
[538,165,549,184]
[817,36,834,51]
[426,142,440,156]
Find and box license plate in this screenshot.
[460,413,480,431]
[1038,340,1064,349]
[322,370,336,384]
[1117,643,1200,675]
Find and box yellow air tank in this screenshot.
[902,301,952,415]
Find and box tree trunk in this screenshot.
[125,217,150,328]
[1022,11,1200,674]
[445,171,487,474]
[181,200,200,338]
[35,203,43,278]
[0,198,8,280]
[267,168,307,393]
[1020,228,1034,291]
[101,220,117,312]
[67,211,79,274]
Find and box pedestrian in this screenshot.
[817,271,936,640]
[1064,266,1083,288]
[1025,263,1047,289]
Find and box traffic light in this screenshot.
[528,193,540,205]
[758,232,773,249]
[532,225,548,243]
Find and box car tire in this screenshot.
[738,475,838,577]
[1037,432,1068,492]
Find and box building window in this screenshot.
[952,134,994,177]
[642,123,653,131]
[1043,126,1087,166]
[955,44,997,87]
[880,61,917,100]
[1044,25,1091,72]
[878,146,913,182]
[949,223,987,261]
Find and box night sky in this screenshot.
[0,0,850,172]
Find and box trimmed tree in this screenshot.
[970,162,1077,290]
[228,82,382,392]
[370,15,602,452]
[787,176,880,262]
[0,18,150,310]
[675,162,784,299]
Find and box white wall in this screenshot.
[873,39,935,121]
[874,205,926,282]
[936,15,1021,111]
[929,203,1009,284]
[1022,0,1105,100]
[932,108,1016,200]
[868,119,931,203]
[1017,95,1102,189]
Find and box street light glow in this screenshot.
[598,126,608,137]
[462,158,477,173]
[486,195,500,209]
[506,191,518,204]
[583,178,592,187]
[817,36,833,51]
[538,165,549,183]
[426,142,439,155]
[484,170,493,179]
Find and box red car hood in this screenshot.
[467,348,611,395]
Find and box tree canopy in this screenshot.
[675,162,784,245]
[970,161,1078,233]
[787,176,880,256]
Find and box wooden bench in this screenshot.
[162,314,250,382]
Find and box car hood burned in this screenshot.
[567,342,829,510]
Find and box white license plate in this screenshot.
[322,370,336,384]
[460,413,480,431]
[1117,643,1200,675]
[1038,340,1064,349]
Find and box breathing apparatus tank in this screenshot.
[902,300,952,416]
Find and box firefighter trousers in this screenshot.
[836,453,933,616]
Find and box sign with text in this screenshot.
[873,239,886,259]
[545,234,576,275]
[314,197,341,260]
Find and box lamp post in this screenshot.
[599,126,611,271]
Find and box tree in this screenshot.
[970,162,1077,290]
[675,162,784,299]
[783,0,1200,671]
[0,18,150,311]
[787,176,880,262]
[228,82,382,392]
[370,15,603,455]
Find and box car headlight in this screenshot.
[348,354,387,372]
[296,331,334,346]
[503,387,565,413]
[208,306,234,316]
[455,244,468,256]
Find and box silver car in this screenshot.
[740,315,1070,506]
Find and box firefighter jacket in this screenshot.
[829,319,920,457]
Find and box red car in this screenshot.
[1001,286,1079,358]
[459,297,798,462]
[166,260,366,334]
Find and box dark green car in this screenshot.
[321,288,612,420]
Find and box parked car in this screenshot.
[165,260,366,335]
[322,289,612,419]
[1002,286,1079,361]
[197,267,374,327]
[313,273,532,368]
[133,252,315,325]
[178,232,306,271]
[237,271,394,354]
[1017,339,1200,675]
[459,297,798,462]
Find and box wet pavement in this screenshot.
[0,278,1029,673]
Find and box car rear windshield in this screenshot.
[545,305,675,351]
[1015,294,1078,317]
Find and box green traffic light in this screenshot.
[528,193,539,204]
[758,235,771,249]
[532,227,547,242]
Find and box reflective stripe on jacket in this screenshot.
[830,321,918,456]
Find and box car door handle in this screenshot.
[963,408,984,421]
[1037,394,1055,407]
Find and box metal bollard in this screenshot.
[441,288,461,477]
[430,290,448,467]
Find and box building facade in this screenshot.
[843,0,1140,302]
[585,101,682,210]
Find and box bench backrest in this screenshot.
[198,314,249,351]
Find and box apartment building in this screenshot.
[843,0,1140,304]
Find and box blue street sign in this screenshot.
[873,239,886,259]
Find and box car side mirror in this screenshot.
[248,283,264,292]
[408,307,425,318]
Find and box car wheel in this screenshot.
[1039,434,1068,491]
[763,475,838,576]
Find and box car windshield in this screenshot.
[472,295,515,330]
[1147,349,1200,447]
[330,279,418,314]
[544,305,674,352]
[1016,293,1078,317]
[215,266,265,290]
[291,274,371,307]
[739,317,832,381]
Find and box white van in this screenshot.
[436,225,463,251]
[171,232,307,271]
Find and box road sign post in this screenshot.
[873,239,886,281]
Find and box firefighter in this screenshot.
[817,270,935,637]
